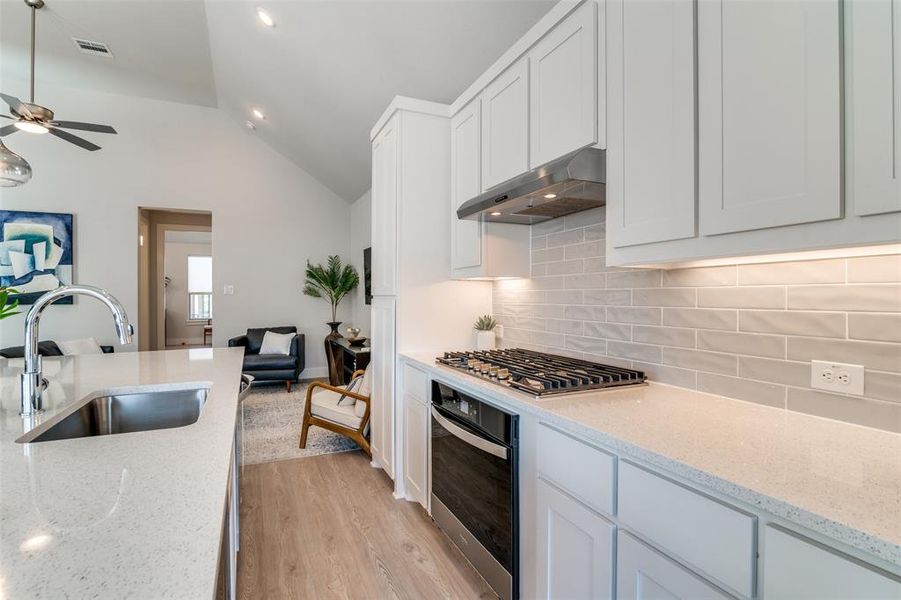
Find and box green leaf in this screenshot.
[302,255,359,321]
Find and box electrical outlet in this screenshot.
[223,284,235,295]
[811,360,865,396]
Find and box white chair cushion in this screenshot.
[259,330,293,355]
[358,364,372,396]
[57,337,103,355]
[310,386,363,429]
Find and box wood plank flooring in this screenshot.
[237,451,497,600]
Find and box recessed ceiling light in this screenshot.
[490,211,502,216]
[256,7,275,27]
[252,108,265,120]
[14,121,48,134]
[543,193,557,199]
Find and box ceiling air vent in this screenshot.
[71,38,113,58]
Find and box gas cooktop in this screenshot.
[436,348,647,398]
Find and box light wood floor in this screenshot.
[237,451,498,600]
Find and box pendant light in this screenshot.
[0,139,32,187]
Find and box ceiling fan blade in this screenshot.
[0,93,33,120]
[0,125,19,137]
[52,121,117,134]
[48,127,101,151]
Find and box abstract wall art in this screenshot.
[0,210,74,305]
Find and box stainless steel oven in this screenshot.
[430,380,518,600]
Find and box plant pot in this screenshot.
[476,330,496,351]
[326,321,343,340]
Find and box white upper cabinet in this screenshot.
[848,0,901,217]
[698,0,842,235]
[529,0,597,168]
[451,99,483,272]
[371,118,398,296]
[607,0,697,248]
[481,58,529,191]
[370,296,396,479]
[763,526,901,599]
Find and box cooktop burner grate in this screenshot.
[436,348,647,397]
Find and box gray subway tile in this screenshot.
[739,357,811,388]
[565,241,604,260]
[663,308,737,331]
[788,285,901,312]
[698,286,786,309]
[787,388,901,433]
[847,254,901,283]
[739,310,846,338]
[632,362,698,389]
[632,288,696,307]
[584,321,631,341]
[584,225,605,241]
[583,289,631,305]
[565,335,607,355]
[565,273,607,289]
[698,330,785,358]
[662,347,738,375]
[737,259,846,285]
[607,269,662,289]
[848,313,901,343]
[607,306,662,325]
[547,228,585,248]
[697,373,786,408]
[788,337,901,373]
[564,305,606,321]
[531,331,565,348]
[563,207,605,229]
[546,260,585,276]
[546,319,583,335]
[533,218,565,237]
[607,341,662,363]
[663,266,737,287]
[633,325,695,348]
[546,290,584,305]
[865,371,901,403]
[532,246,564,264]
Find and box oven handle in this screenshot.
[431,406,509,460]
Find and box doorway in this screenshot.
[137,208,212,351]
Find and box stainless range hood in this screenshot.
[457,147,605,225]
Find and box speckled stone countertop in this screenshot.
[0,348,244,599]
[402,351,901,568]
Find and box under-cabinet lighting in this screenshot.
[543,193,557,199]
[637,243,901,270]
[490,211,502,216]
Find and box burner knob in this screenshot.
[488,366,499,378]
[497,368,510,380]
[467,359,480,370]
[480,363,491,374]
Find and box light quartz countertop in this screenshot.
[0,348,245,599]
[402,351,901,568]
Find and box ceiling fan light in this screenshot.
[0,139,32,187]
[256,8,275,27]
[252,108,265,120]
[14,121,48,134]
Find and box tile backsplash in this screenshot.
[493,207,901,433]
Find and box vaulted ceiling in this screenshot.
[0,0,553,201]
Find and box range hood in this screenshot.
[457,147,605,225]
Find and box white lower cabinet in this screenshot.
[763,526,901,599]
[402,393,428,509]
[617,531,731,600]
[536,478,615,600]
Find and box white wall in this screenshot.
[348,189,372,336]
[164,241,212,346]
[0,83,351,378]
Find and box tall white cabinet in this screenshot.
[369,99,492,489]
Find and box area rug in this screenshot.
[240,383,359,465]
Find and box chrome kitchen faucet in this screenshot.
[19,285,134,417]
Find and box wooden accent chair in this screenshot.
[299,365,372,457]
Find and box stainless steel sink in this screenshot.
[24,388,208,443]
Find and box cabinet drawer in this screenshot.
[403,364,428,403]
[764,525,901,599]
[618,461,756,597]
[537,423,615,516]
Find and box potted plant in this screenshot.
[303,255,359,339]
[474,314,498,350]
[0,287,20,321]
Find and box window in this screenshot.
[188,255,213,320]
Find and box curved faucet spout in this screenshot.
[20,285,134,417]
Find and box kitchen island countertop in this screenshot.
[0,348,244,599]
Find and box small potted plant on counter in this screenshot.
[474,314,498,350]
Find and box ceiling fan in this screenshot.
[0,0,117,151]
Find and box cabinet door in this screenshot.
[536,479,615,600]
[529,0,597,168]
[606,0,697,248]
[370,296,395,479]
[763,526,901,599]
[698,0,842,235]
[848,0,901,216]
[481,58,529,190]
[617,531,730,600]
[451,100,483,271]
[371,119,398,295]
[403,393,428,509]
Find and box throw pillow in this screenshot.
[337,376,363,407]
[259,330,293,355]
[57,337,104,355]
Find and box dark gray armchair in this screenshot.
[228,326,305,391]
